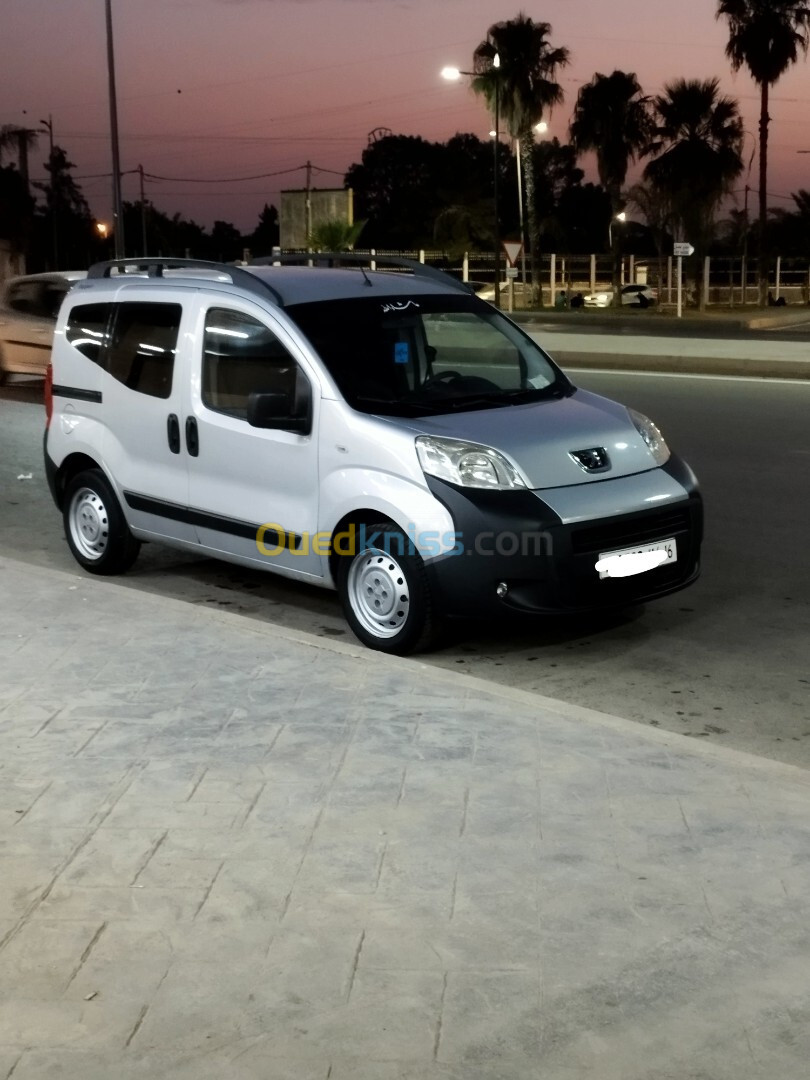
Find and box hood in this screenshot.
[384,389,661,489]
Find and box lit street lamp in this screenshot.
[105,0,125,259]
[608,210,626,250]
[442,50,502,306]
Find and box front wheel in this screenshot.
[337,523,437,655]
[63,468,141,575]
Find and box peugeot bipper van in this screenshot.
[44,257,702,654]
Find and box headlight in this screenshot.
[628,408,670,466]
[416,436,526,490]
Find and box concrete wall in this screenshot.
[280,188,353,249]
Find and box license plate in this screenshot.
[596,537,677,579]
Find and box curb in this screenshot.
[551,352,810,380]
[7,553,810,790]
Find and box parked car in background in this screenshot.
[583,283,657,309]
[0,271,87,381]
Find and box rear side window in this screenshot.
[107,302,181,398]
[202,307,301,419]
[66,303,113,364]
[6,281,49,318]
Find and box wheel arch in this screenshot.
[327,508,398,585]
[52,452,105,510]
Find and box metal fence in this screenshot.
[344,249,810,308]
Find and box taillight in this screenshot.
[44,363,53,427]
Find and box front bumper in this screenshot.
[423,455,702,618]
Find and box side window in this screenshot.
[7,281,47,318]
[107,302,181,399]
[66,303,113,365]
[202,308,303,419]
[42,283,69,319]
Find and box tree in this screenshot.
[471,14,569,298]
[643,78,744,308]
[717,0,810,302]
[0,126,40,263]
[247,203,280,257]
[0,165,35,256]
[570,71,653,303]
[433,133,516,257]
[766,189,810,257]
[346,135,441,247]
[209,220,243,262]
[34,146,93,268]
[308,218,366,251]
[0,125,39,191]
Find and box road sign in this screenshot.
[503,241,523,267]
[673,242,694,257]
[505,266,518,279]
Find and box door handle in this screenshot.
[167,413,181,454]
[185,416,199,457]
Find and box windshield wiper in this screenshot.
[352,395,443,416]
[498,385,567,402]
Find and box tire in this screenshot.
[63,468,141,575]
[337,523,437,655]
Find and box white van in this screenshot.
[44,257,702,653]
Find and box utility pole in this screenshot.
[493,64,501,308]
[105,0,125,258]
[39,115,58,267]
[305,160,313,249]
[137,164,147,256]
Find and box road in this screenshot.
[2,368,809,768]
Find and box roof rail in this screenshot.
[249,252,473,295]
[86,257,284,306]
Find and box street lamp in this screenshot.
[608,210,626,250]
[105,0,125,259]
[442,49,502,306]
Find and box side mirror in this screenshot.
[247,389,311,434]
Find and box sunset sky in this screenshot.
[3,0,810,234]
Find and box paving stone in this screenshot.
[3,554,810,1077]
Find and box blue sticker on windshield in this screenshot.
[394,342,410,365]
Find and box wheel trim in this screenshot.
[347,546,411,639]
[68,487,110,561]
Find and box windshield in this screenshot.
[285,293,572,417]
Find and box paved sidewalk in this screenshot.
[2,555,810,1079]
[513,308,810,379]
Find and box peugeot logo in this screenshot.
[570,447,610,473]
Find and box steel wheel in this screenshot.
[63,469,141,575]
[347,546,411,640]
[337,523,437,655]
[68,486,111,561]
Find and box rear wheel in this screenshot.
[63,469,141,575]
[337,523,437,655]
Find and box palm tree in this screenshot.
[643,78,744,308]
[717,0,810,302]
[471,14,569,301]
[570,70,653,304]
[308,218,366,252]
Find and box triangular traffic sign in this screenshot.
[502,241,523,267]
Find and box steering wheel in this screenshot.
[424,370,462,388]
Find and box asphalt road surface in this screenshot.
[2,370,809,768]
